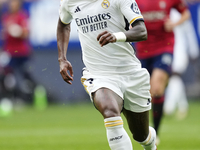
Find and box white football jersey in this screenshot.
[59,0,144,75]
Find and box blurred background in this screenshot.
[0,0,199,107]
[0,0,89,109]
[0,0,199,150]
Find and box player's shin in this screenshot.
[104,116,133,150]
[138,126,157,150]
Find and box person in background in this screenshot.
[164,8,199,119]
[0,0,36,104]
[135,0,190,145]
[57,0,157,150]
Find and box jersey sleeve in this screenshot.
[118,0,144,25]
[173,0,188,13]
[59,0,73,24]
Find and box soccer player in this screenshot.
[135,0,190,144]
[164,8,199,119]
[57,0,157,150]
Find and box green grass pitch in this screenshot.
[0,100,200,150]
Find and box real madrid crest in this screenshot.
[101,0,110,9]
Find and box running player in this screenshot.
[164,8,199,119]
[57,0,157,150]
[135,0,190,144]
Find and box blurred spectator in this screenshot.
[164,8,199,119]
[135,0,190,145]
[0,0,37,104]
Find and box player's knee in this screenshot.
[152,90,163,98]
[102,106,121,118]
[93,98,121,118]
[150,86,165,97]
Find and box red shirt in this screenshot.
[136,0,187,59]
[2,10,31,57]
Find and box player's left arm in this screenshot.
[125,20,147,42]
[173,9,190,26]
[164,0,191,32]
[164,9,190,32]
[97,20,147,47]
[97,0,147,47]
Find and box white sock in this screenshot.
[164,75,188,115]
[138,127,157,150]
[104,116,132,150]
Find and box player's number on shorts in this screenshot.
[131,2,140,14]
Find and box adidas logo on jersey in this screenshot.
[74,6,81,13]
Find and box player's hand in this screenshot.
[164,18,175,32]
[97,31,116,47]
[59,59,74,84]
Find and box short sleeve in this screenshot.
[59,0,73,24]
[118,0,144,25]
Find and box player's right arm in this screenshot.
[57,0,74,84]
[57,19,73,85]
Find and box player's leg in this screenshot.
[165,73,188,119]
[92,88,133,150]
[164,23,189,117]
[121,67,156,149]
[164,26,190,119]
[150,68,169,136]
[164,76,179,115]
[175,75,188,119]
[164,74,188,117]
[19,57,38,103]
[123,109,157,150]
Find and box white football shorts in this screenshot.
[81,68,151,113]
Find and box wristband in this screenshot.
[113,32,127,42]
